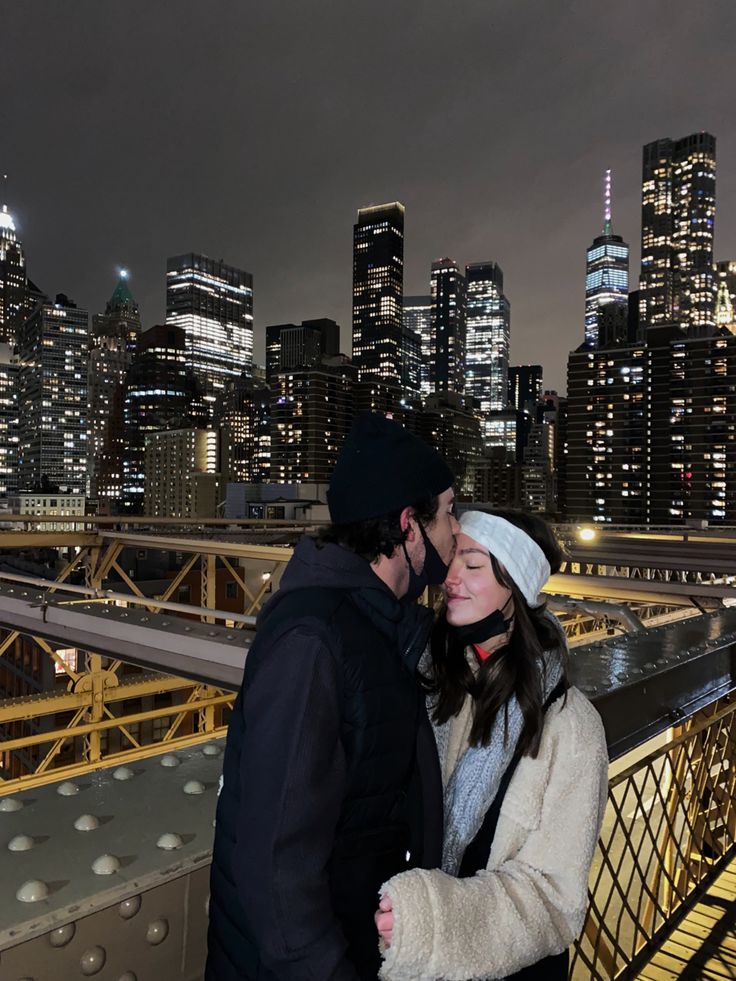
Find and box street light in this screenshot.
[577,526,597,543]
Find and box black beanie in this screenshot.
[328,413,454,524]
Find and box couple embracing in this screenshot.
[207,413,608,981]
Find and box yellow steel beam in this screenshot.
[98,531,293,562]
[93,541,124,586]
[50,546,89,591]
[109,557,147,600]
[0,630,19,659]
[0,725,229,795]
[0,533,99,548]
[0,675,197,724]
[33,635,81,684]
[155,551,200,604]
[102,704,141,749]
[0,693,234,752]
[34,706,87,775]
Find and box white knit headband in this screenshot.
[458,511,551,607]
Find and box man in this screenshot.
[207,413,458,980]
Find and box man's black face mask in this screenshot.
[402,520,449,602]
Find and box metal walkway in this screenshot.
[638,855,736,980]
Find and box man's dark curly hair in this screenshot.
[316,495,440,563]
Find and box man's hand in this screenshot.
[375,893,394,948]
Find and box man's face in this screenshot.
[422,487,460,567]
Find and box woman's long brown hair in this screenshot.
[428,509,568,759]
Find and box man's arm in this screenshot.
[232,626,359,980]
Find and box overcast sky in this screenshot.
[4,0,736,392]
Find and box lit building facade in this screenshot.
[265,318,340,386]
[508,364,543,413]
[715,260,736,333]
[0,203,27,348]
[465,262,509,411]
[399,323,422,396]
[144,428,221,518]
[352,202,404,384]
[640,133,716,332]
[402,295,432,398]
[88,272,141,498]
[585,171,629,346]
[565,342,648,524]
[647,326,736,525]
[219,372,271,484]
[412,392,482,497]
[166,253,253,415]
[270,356,356,484]
[118,324,208,513]
[17,293,88,494]
[431,258,466,394]
[0,343,18,496]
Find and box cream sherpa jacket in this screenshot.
[380,687,609,981]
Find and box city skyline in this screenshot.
[4,2,736,393]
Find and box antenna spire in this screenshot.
[603,169,612,235]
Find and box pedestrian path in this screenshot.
[638,857,736,980]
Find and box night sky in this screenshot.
[4,1,736,392]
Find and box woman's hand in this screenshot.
[375,893,394,947]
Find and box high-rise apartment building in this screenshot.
[270,356,356,483]
[431,258,466,394]
[219,372,271,484]
[265,318,340,386]
[144,428,221,518]
[585,171,629,347]
[412,392,482,497]
[508,365,543,413]
[118,324,208,512]
[402,295,432,398]
[465,262,509,411]
[352,202,404,384]
[0,202,27,349]
[0,343,18,495]
[88,272,141,498]
[565,323,736,526]
[17,293,88,494]
[640,133,716,332]
[647,325,736,525]
[565,341,648,524]
[716,260,736,333]
[166,253,254,414]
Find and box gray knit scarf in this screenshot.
[430,616,566,876]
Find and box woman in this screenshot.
[376,509,609,981]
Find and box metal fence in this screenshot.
[572,694,736,979]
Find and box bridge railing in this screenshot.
[572,693,736,979]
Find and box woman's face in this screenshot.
[443,532,512,627]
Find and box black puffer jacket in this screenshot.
[206,537,443,981]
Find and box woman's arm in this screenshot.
[379,695,609,981]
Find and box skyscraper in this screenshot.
[17,293,88,494]
[0,342,18,496]
[265,318,340,386]
[715,260,736,334]
[584,171,629,346]
[119,324,208,512]
[166,253,254,415]
[352,202,404,384]
[88,271,141,497]
[0,201,27,348]
[639,133,716,332]
[431,258,466,394]
[464,262,509,412]
[508,365,543,413]
[270,356,356,483]
[402,295,432,398]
